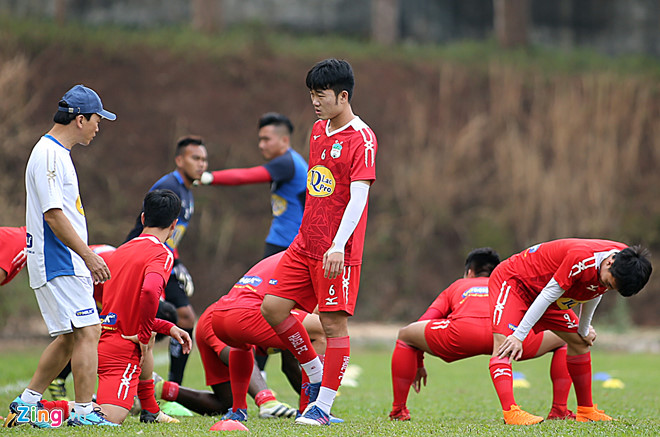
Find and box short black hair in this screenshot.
[143,189,181,229]
[465,247,500,278]
[258,112,293,135]
[305,58,355,102]
[610,245,652,297]
[175,135,204,156]
[53,100,92,125]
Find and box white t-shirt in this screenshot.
[25,135,90,288]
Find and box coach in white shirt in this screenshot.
[12,85,117,427]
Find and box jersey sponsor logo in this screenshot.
[26,233,33,248]
[330,141,343,159]
[307,166,335,197]
[237,275,263,287]
[524,244,541,257]
[556,297,587,310]
[269,279,278,285]
[75,195,85,216]
[100,312,118,325]
[271,194,288,217]
[568,256,597,278]
[76,308,95,317]
[430,320,450,330]
[461,286,488,299]
[507,323,518,332]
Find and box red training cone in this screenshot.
[210,419,249,432]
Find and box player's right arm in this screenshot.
[43,208,110,283]
[200,166,272,185]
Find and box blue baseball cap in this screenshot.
[58,84,117,121]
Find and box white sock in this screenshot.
[301,357,323,384]
[20,388,42,404]
[315,387,337,415]
[74,402,93,416]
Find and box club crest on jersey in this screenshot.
[100,312,117,325]
[330,141,343,159]
[307,165,335,197]
[271,194,288,217]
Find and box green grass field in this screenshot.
[1,340,658,436]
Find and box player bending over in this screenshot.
[489,239,651,425]
[390,248,575,421]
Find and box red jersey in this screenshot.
[0,226,27,285]
[291,117,377,265]
[100,235,174,340]
[214,252,284,311]
[426,277,490,320]
[496,238,627,309]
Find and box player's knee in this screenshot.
[177,306,195,329]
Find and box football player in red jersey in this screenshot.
[0,226,27,286]
[94,190,192,424]
[159,252,326,421]
[261,58,378,425]
[489,239,651,425]
[390,248,576,421]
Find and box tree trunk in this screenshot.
[191,0,223,34]
[371,0,399,45]
[494,0,529,48]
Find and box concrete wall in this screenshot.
[0,0,657,56]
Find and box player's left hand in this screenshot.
[323,244,344,279]
[412,367,428,393]
[498,335,524,361]
[170,326,193,354]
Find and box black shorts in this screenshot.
[164,274,190,308]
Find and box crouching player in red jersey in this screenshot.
[94,190,192,424]
[261,59,378,426]
[160,252,326,421]
[490,239,651,425]
[390,248,576,421]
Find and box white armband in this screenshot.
[327,181,370,254]
[513,278,565,341]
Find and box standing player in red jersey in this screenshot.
[261,58,378,426]
[489,239,652,425]
[94,190,192,424]
[390,248,576,421]
[161,252,326,421]
[0,226,27,286]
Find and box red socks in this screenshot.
[138,379,160,414]
[254,389,276,407]
[273,315,318,364]
[229,347,254,410]
[322,336,350,391]
[549,345,572,410]
[40,400,70,419]
[391,340,418,408]
[566,351,593,407]
[489,356,515,410]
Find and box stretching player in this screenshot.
[96,190,192,424]
[159,254,325,419]
[390,248,575,421]
[126,135,207,385]
[490,239,651,425]
[261,58,378,426]
[200,112,307,258]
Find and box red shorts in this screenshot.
[267,248,361,315]
[211,305,307,351]
[423,317,544,362]
[489,272,579,336]
[96,335,141,409]
[195,307,230,386]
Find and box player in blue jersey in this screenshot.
[200,112,307,258]
[126,135,208,385]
